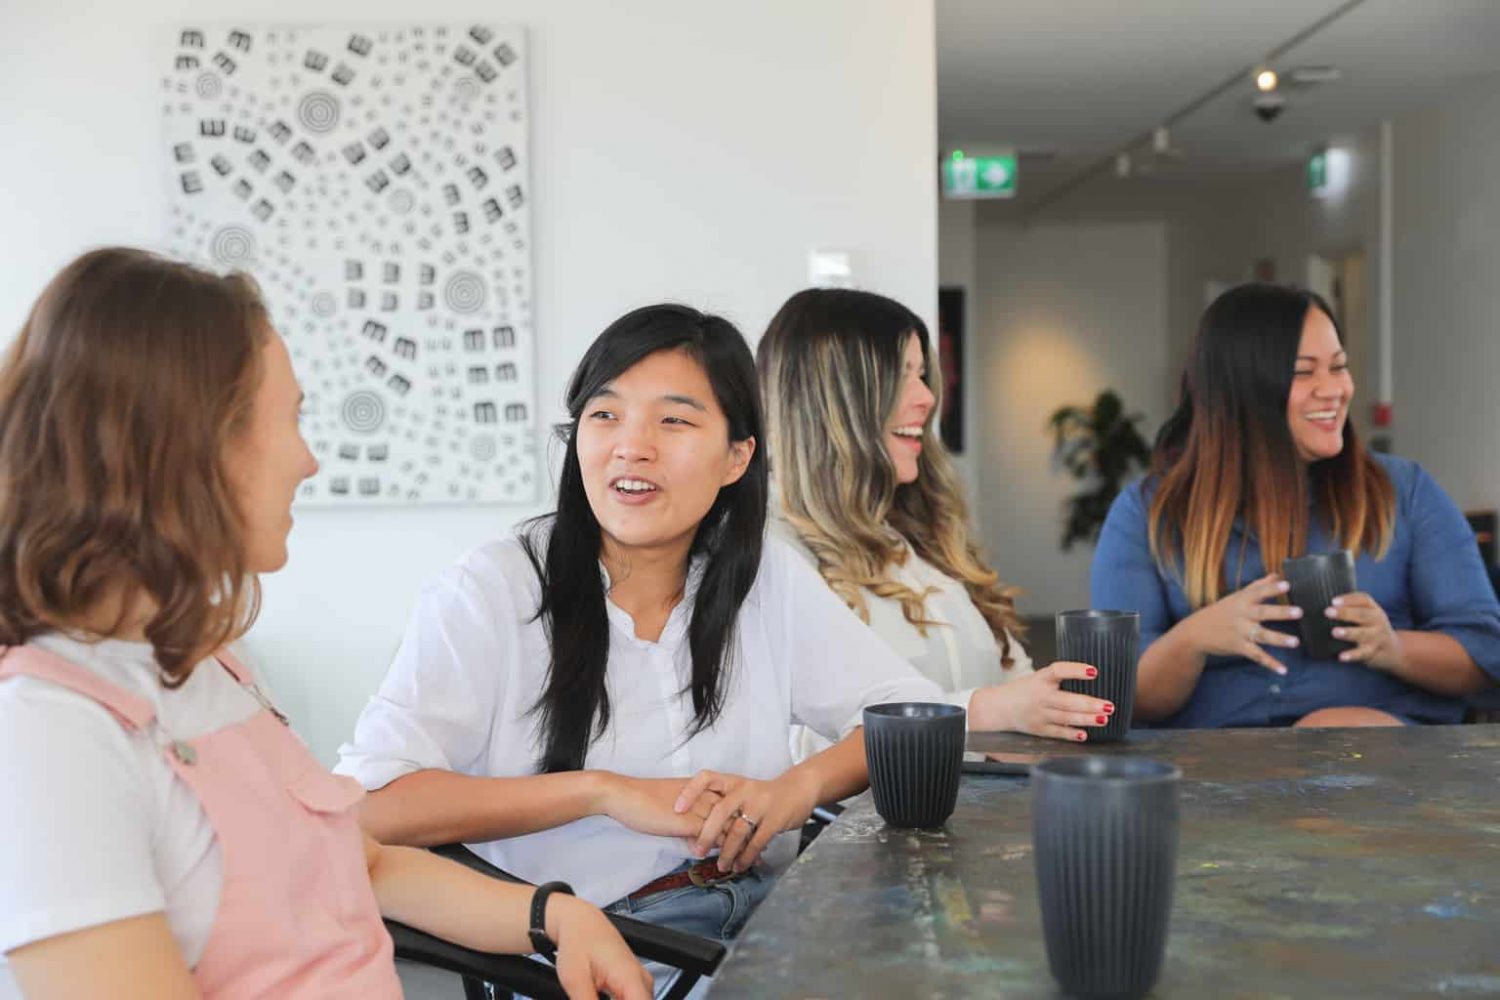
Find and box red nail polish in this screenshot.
[1075,732,1087,741]
[1086,667,1098,678]
[1096,715,1107,725]
[1103,703,1115,714]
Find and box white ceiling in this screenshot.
[937,0,1500,203]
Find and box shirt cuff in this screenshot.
[332,751,424,792]
[1428,623,1500,685]
[0,892,164,956]
[948,687,978,733]
[836,683,973,739]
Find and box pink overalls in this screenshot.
[0,645,402,998]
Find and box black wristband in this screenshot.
[528,881,575,961]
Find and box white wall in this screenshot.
[972,221,1169,614]
[0,0,938,763]
[1392,79,1500,511]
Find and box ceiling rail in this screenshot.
[1018,0,1368,225]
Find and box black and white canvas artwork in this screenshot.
[161,24,535,504]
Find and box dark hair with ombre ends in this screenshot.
[520,304,767,773]
[1147,283,1394,608]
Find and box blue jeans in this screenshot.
[605,862,774,941]
[605,862,775,998]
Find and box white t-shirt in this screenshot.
[0,635,259,997]
[773,520,1033,760]
[335,531,943,907]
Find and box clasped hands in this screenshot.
[599,770,819,875]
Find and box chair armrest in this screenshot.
[431,841,522,881]
[810,803,844,826]
[386,919,571,1000]
[603,911,724,977]
[429,843,725,977]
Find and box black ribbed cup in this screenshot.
[1282,550,1357,661]
[863,702,965,829]
[1032,756,1181,1000]
[1056,610,1140,743]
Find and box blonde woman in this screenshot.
[758,288,1112,748]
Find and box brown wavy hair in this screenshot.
[759,288,1025,667]
[1148,283,1394,607]
[0,247,269,684]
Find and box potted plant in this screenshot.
[1047,390,1152,550]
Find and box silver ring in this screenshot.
[734,810,759,831]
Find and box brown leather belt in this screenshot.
[627,858,747,903]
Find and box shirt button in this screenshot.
[1269,684,1282,695]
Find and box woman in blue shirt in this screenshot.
[1092,283,1500,728]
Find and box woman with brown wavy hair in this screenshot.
[1092,282,1500,728]
[0,248,649,1000]
[760,288,1114,745]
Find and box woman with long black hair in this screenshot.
[1092,283,1500,728]
[337,304,940,956]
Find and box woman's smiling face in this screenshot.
[1286,305,1353,463]
[576,347,754,558]
[884,333,936,485]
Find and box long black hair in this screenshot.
[520,304,768,772]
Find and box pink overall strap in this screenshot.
[0,645,156,731]
[213,646,255,685]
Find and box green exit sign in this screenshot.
[942,151,1017,199]
[1308,150,1329,197]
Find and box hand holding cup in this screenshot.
[1326,591,1404,671]
[1056,610,1141,743]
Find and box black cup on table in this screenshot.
[1282,550,1357,661]
[1056,610,1140,743]
[1032,755,1181,1000]
[862,702,965,829]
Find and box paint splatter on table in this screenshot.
[711,725,1500,998]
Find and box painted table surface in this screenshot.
[710,726,1500,998]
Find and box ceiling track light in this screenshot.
[1255,68,1279,92]
[1019,0,1367,224]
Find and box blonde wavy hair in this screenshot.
[0,248,267,685]
[758,288,1025,666]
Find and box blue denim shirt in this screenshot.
[1090,454,1500,727]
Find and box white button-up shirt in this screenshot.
[336,531,942,905]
